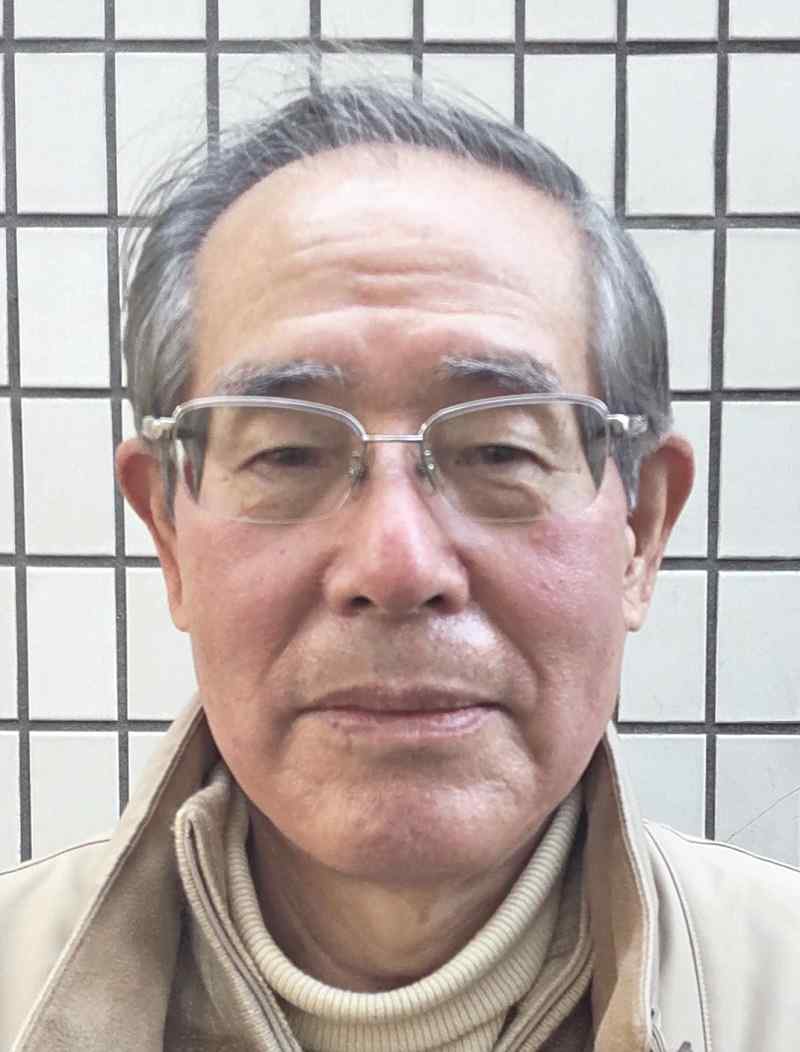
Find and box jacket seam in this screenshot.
[0,837,111,878]
[645,822,800,875]
[645,825,713,1052]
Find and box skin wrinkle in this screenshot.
[117,143,692,992]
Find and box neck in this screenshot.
[246,810,541,992]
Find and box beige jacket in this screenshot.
[2,699,799,1052]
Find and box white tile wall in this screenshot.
[627,0,718,39]
[30,732,118,856]
[728,55,800,214]
[0,568,16,718]
[0,398,12,554]
[627,55,716,215]
[22,399,115,555]
[14,0,105,38]
[617,734,706,836]
[425,0,515,41]
[27,567,117,720]
[730,0,800,37]
[0,734,19,868]
[424,53,515,122]
[15,53,107,213]
[218,0,309,39]
[115,0,206,39]
[717,573,800,722]
[667,401,710,558]
[524,55,615,205]
[126,568,196,720]
[322,0,413,39]
[0,231,6,382]
[719,402,800,557]
[724,229,800,388]
[219,54,310,129]
[620,571,707,721]
[716,736,800,866]
[526,0,616,40]
[17,228,110,388]
[0,58,4,213]
[629,229,713,391]
[115,53,207,214]
[322,52,415,88]
[129,729,168,794]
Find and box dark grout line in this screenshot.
[614,0,628,217]
[0,718,172,732]
[513,0,525,127]
[3,0,31,863]
[618,722,800,735]
[412,0,423,83]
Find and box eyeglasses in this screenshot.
[142,394,648,525]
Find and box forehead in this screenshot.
[191,145,591,402]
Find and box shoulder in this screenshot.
[645,821,800,1047]
[0,839,111,1049]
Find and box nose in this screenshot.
[322,448,471,618]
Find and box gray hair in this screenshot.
[123,76,671,508]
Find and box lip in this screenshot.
[302,686,501,741]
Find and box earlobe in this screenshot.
[115,437,189,631]
[622,434,694,632]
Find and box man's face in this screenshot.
[157,147,641,883]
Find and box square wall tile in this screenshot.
[525,55,615,205]
[0,398,12,554]
[719,402,800,557]
[322,0,413,39]
[620,571,707,721]
[627,55,716,215]
[526,0,615,40]
[129,730,167,795]
[730,0,800,37]
[627,0,717,39]
[0,734,19,869]
[424,54,515,122]
[116,53,206,214]
[724,229,800,388]
[15,0,105,38]
[717,572,800,722]
[728,55,800,213]
[322,52,414,88]
[617,734,706,836]
[18,228,110,388]
[15,54,107,213]
[121,401,157,557]
[666,401,709,557]
[425,0,515,40]
[23,398,115,554]
[27,567,117,720]
[115,0,206,38]
[629,229,713,391]
[30,732,118,857]
[0,230,8,382]
[0,568,16,718]
[0,57,5,212]
[219,0,309,38]
[126,568,196,719]
[716,735,800,866]
[219,54,310,129]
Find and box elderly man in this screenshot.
[2,79,798,1052]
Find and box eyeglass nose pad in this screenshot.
[419,446,438,492]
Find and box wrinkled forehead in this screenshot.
[191,144,593,400]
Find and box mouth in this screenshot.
[303,686,502,741]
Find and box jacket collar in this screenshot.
[14,702,703,1052]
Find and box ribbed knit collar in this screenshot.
[176,763,592,1052]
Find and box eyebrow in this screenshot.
[209,349,562,398]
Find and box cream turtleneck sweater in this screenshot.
[168,764,594,1051]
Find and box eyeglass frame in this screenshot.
[141,393,650,523]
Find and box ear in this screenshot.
[115,437,189,631]
[622,433,694,632]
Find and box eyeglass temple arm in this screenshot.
[141,416,175,442]
[608,413,649,439]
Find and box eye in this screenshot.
[245,445,325,471]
